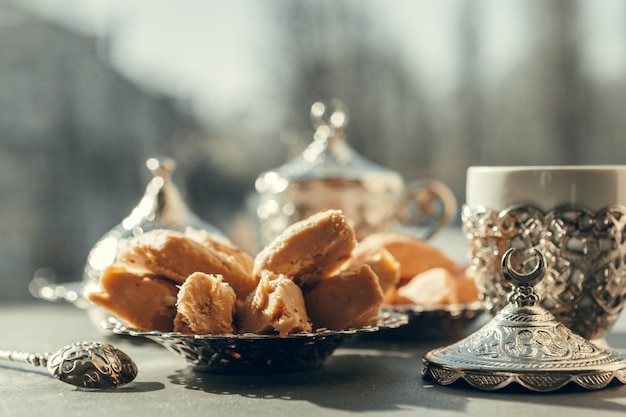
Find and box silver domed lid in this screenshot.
[422,248,626,392]
[82,157,227,312]
[255,99,405,245]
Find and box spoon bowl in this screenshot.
[1,341,137,389]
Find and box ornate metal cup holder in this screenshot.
[422,248,626,392]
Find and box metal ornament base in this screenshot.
[422,248,626,392]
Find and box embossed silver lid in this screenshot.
[255,99,405,245]
[83,156,228,288]
[254,99,458,247]
[422,248,626,392]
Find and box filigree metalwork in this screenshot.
[106,311,408,374]
[422,248,626,392]
[0,341,137,389]
[376,302,485,341]
[462,204,626,341]
[423,302,626,391]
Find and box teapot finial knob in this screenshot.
[310,99,349,141]
[146,156,176,178]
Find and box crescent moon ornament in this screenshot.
[501,247,545,287]
[422,243,626,392]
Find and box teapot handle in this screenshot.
[397,179,457,240]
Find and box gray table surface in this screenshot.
[1,300,626,417]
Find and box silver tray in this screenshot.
[103,311,408,374]
[375,302,485,341]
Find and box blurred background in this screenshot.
[2,0,626,301]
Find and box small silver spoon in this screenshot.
[0,341,137,389]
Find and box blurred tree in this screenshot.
[534,0,591,163]
[455,0,484,165]
[477,0,594,166]
[268,0,436,181]
[0,2,205,300]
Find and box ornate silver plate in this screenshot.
[104,311,408,374]
[376,302,485,341]
[422,248,626,392]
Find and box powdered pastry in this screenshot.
[88,265,178,331]
[117,229,256,299]
[237,271,312,336]
[174,272,237,334]
[253,209,357,289]
[350,247,400,295]
[184,227,254,274]
[354,232,458,280]
[304,264,383,330]
[455,266,480,303]
[395,267,460,306]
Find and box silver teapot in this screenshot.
[31,157,227,331]
[254,99,457,246]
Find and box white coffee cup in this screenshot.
[466,165,626,212]
[463,165,626,345]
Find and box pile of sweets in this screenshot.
[88,209,478,336]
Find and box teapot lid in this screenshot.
[83,157,227,284]
[256,99,403,193]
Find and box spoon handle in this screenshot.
[0,349,49,367]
